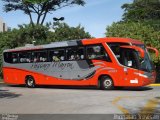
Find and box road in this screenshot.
[0,84,160,119]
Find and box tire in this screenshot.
[25,76,35,88]
[99,76,114,90]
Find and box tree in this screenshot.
[2,0,85,26]
[0,25,49,57]
[17,24,50,45]
[106,0,160,51]
[0,22,91,49]
[122,0,160,21]
[25,0,47,3]
[106,21,160,49]
[47,22,92,42]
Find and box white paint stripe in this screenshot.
[134,72,148,78]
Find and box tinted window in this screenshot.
[3,52,18,63]
[66,47,85,61]
[19,52,31,63]
[120,48,139,69]
[108,43,129,60]
[32,51,48,62]
[49,49,65,62]
[4,51,48,63]
[86,45,111,62]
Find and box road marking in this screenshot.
[139,98,159,114]
[112,96,130,114]
[137,98,159,120]
[112,96,160,119]
[148,84,160,86]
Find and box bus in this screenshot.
[2,37,159,89]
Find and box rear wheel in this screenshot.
[99,76,114,90]
[25,76,35,88]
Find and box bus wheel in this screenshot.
[25,76,35,88]
[99,76,114,90]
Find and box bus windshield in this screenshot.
[108,43,155,72]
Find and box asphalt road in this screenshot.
[0,84,160,120]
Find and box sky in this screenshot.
[0,0,132,38]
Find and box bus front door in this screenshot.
[119,47,143,86]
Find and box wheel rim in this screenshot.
[27,78,34,86]
[103,79,112,88]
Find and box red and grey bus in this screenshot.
[2,37,159,89]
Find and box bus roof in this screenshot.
[82,37,143,45]
[4,37,143,52]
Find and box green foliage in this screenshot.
[17,24,50,45]
[24,0,48,3]
[122,0,160,21]
[106,21,160,50]
[47,22,92,42]
[0,22,91,49]
[0,25,49,48]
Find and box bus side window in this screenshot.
[86,45,111,62]
[49,49,65,62]
[3,52,18,63]
[107,42,129,63]
[19,52,31,63]
[120,49,138,69]
[66,47,85,61]
[32,51,48,62]
[12,53,18,63]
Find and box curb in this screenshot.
[0,82,4,84]
[148,84,160,86]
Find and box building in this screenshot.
[0,17,8,32]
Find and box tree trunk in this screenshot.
[26,6,34,27]
[37,14,41,25]
[28,13,34,27]
[40,11,47,25]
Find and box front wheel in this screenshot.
[25,76,35,88]
[99,76,114,90]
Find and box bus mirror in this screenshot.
[147,46,159,57]
[120,45,145,58]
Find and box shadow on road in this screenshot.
[115,86,153,91]
[5,84,154,91]
[8,85,98,90]
[0,89,21,99]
